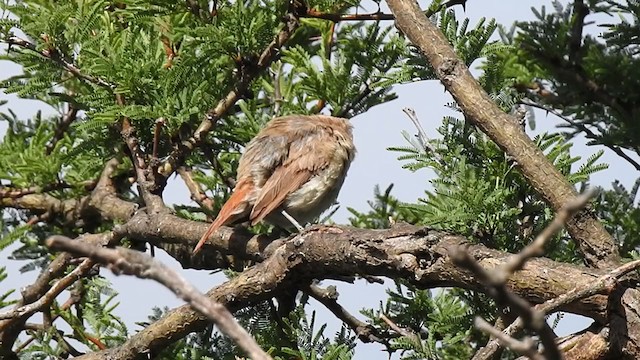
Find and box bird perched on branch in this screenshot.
[193,114,356,254]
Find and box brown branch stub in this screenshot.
[386,0,619,268]
[116,95,165,211]
[45,235,272,360]
[380,314,418,342]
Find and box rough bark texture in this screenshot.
[54,209,631,359]
[387,0,619,270]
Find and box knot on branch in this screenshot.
[437,58,461,82]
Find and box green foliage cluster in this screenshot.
[360,283,474,360]
[1,0,639,359]
[17,277,128,359]
[497,0,640,153]
[594,178,640,257]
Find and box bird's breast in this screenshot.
[282,156,351,222]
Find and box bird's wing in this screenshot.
[249,129,331,225]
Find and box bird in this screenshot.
[192,114,356,254]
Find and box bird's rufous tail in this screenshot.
[192,182,252,254]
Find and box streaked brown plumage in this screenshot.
[193,114,355,254]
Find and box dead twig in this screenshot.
[473,258,640,360]
[453,191,596,360]
[46,235,272,360]
[474,318,544,360]
[306,284,383,344]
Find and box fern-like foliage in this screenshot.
[595,178,640,257]
[360,281,474,359]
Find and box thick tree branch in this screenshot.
[387,0,619,269]
[45,236,272,360]
[0,159,137,224]
[68,216,625,359]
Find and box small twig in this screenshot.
[177,166,215,212]
[498,189,596,279]
[302,0,466,22]
[402,108,444,163]
[306,284,383,344]
[0,182,72,199]
[380,314,418,341]
[474,318,544,360]
[525,45,633,125]
[335,82,372,118]
[6,37,114,89]
[0,259,95,321]
[473,258,640,360]
[568,0,589,63]
[520,99,640,171]
[200,143,236,189]
[303,9,394,22]
[45,236,272,360]
[46,105,79,155]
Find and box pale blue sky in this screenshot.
[1,1,637,358]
